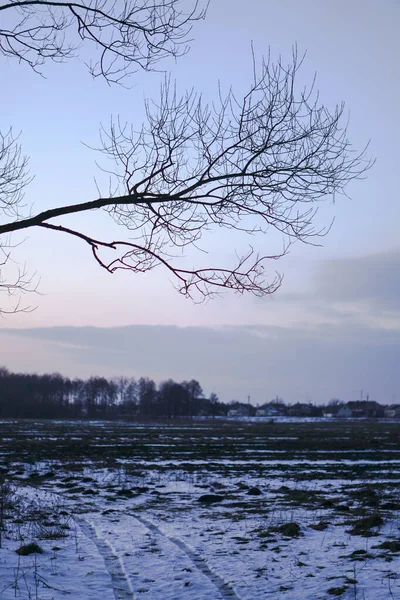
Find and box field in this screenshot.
[0,418,399,599]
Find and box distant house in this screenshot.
[255,408,268,417]
[323,400,345,418]
[256,404,285,417]
[228,405,251,418]
[323,408,341,418]
[287,403,313,417]
[228,409,239,417]
[338,401,384,419]
[384,405,400,419]
[337,404,353,418]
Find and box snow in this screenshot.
[0,419,399,599]
[1,476,398,599]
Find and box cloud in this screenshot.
[1,248,399,406]
[315,249,400,313]
[1,322,399,405]
[269,248,400,330]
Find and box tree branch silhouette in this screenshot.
[0,0,207,82]
[0,50,372,301]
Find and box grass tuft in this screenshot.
[275,522,302,538]
[16,542,43,555]
[327,585,348,596]
[347,513,384,536]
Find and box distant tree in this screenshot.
[182,379,203,416]
[115,377,138,415]
[70,378,86,416]
[328,398,344,407]
[35,373,66,417]
[83,376,115,416]
[270,396,284,405]
[209,392,218,403]
[137,376,157,417]
[158,379,190,417]
[0,1,371,310]
[0,367,9,380]
[208,392,221,416]
[326,398,345,416]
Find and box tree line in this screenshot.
[1,367,391,421]
[0,367,224,419]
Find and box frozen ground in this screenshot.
[0,419,399,599]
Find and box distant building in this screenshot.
[384,405,400,419]
[338,400,384,419]
[256,405,285,417]
[323,400,345,418]
[287,403,314,417]
[255,408,268,417]
[228,409,239,417]
[228,405,251,417]
[337,405,353,418]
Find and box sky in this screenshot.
[0,0,399,404]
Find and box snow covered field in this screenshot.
[0,419,399,599]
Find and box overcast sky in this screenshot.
[1,0,399,404]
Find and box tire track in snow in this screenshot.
[136,516,240,600]
[76,517,135,600]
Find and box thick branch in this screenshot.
[0,193,142,234]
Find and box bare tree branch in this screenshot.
[0,0,208,82]
[0,129,32,221]
[0,131,37,312]
[0,244,38,314]
[0,49,372,301]
[38,221,284,298]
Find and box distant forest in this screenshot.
[0,367,226,419]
